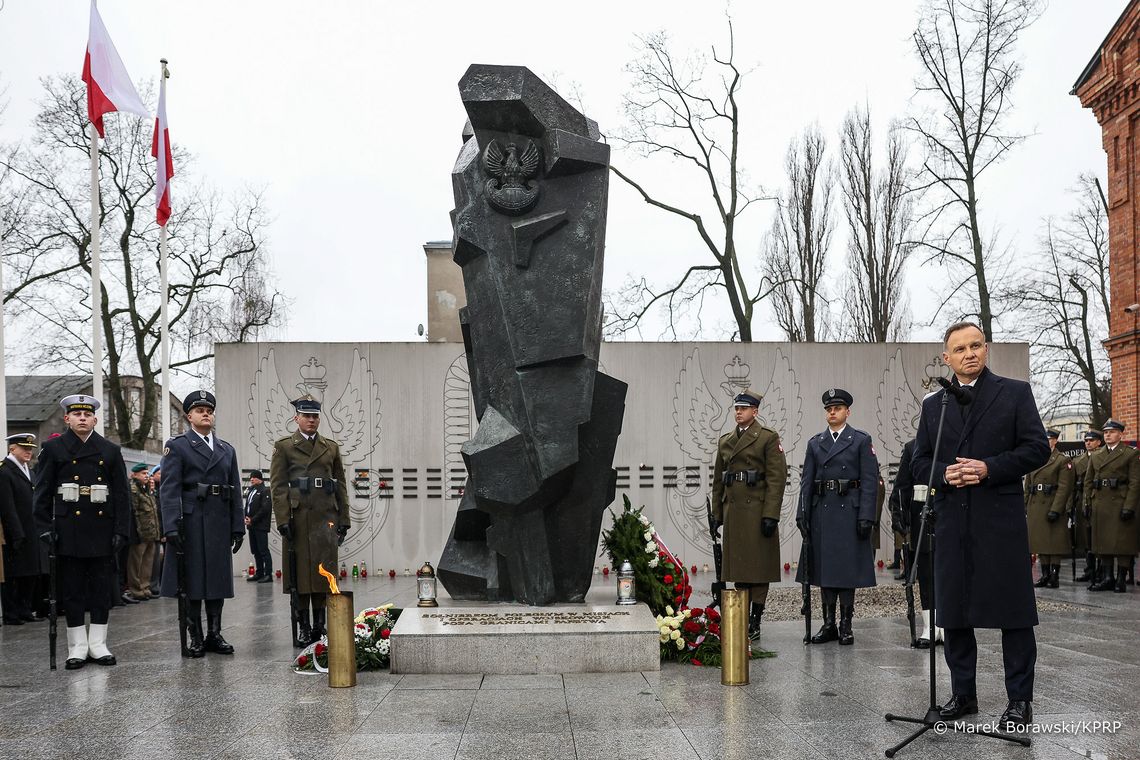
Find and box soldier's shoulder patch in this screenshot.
[1067,462,1072,469]
[162,447,169,456]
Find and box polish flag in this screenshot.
[152,80,173,227]
[81,0,148,137]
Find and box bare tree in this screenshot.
[0,75,285,448]
[1018,175,1111,425]
[606,18,780,341]
[763,125,835,342]
[909,0,1042,339]
[838,107,917,342]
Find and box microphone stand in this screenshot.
[884,389,1030,756]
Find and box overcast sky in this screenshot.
[0,1,1125,348]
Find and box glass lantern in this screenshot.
[616,559,636,605]
[416,561,438,608]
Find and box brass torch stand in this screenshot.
[720,588,749,685]
[326,591,356,688]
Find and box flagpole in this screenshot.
[159,58,171,445]
[0,249,7,443]
[89,123,104,435]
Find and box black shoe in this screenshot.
[810,603,838,644]
[1090,574,1116,592]
[257,575,272,584]
[184,618,206,659]
[204,613,234,655]
[939,694,978,720]
[998,700,1032,731]
[886,561,900,570]
[1116,573,1128,593]
[87,654,117,666]
[120,593,140,605]
[915,637,931,649]
[64,657,86,670]
[1075,569,1092,582]
[838,605,854,645]
[1047,565,1060,588]
[245,573,263,583]
[2,616,25,626]
[311,608,327,642]
[1033,570,1050,588]
[747,604,764,640]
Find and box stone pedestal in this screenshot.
[390,603,659,674]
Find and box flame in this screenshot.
[318,563,340,595]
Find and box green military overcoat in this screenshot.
[711,422,787,584]
[1024,448,1075,555]
[1083,444,1140,556]
[270,432,350,594]
[130,480,161,543]
[1070,452,1095,552]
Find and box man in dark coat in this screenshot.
[796,388,879,646]
[160,390,245,658]
[1,434,44,624]
[32,395,130,669]
[912,321,1049,731]
[244,470,273,583]
[710,388,788,639]
[891,437,940,647]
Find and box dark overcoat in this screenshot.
[32,430,129,558]
[270,432,350,595]
[710,422,788,583]
[911,367,1049,630]
[795,425,879,588]
[1024,448,1075,555]
[245,482,272,533]
[1082,444,1140,556]
[159,430,245,600]
[1,457,45,577]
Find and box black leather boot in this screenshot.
[1116,569,1129,593]
[1090,566,1115,592]
[810,603,838,644]
[204,613,234,655]
[838,605,854,645]
[311,607,327,642]
[1076,553,1094,582]
[1033,561,1050,588]
[294,609,312,648]
[185,617,205,659]
[747,603,764,640]
[1047,564,1060,588]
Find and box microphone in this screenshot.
[936,376,974,406]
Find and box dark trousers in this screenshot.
[59,555,112,627]
[944,626,1036,701]
[821,587,855,606]
[249,530,271,577]
[908,503,933,609]
[1,576,36,618]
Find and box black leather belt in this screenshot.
[186,484,234,498]
[723,470,765,486]
[1032,483,1057,494]
[1093,478,1126,490]
[814,479,860,496]
[290,477,337,493]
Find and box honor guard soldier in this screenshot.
[32,395,129,669]
[796,388,879,646]
[271,395,350,646]
[1083,419,1139,593]
[1073,430,1104,582]
[710,388,788,639]
[1025,429,1075,589]
[159,391,245,656]
[2,434,43,624]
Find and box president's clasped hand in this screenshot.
[945,457,988,487]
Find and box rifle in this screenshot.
[175,513,189,657]
[47,522,58,670]
[286,518,301,645]
[798,493,812,645]
[897,490,918,647]
[706,496,726,609]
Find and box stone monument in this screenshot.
[438,64,627,605]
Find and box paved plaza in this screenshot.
[0,569,1135,760]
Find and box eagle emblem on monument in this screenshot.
[482,139,542,215]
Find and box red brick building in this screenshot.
[1074,1,1140,431]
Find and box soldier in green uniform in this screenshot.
[124,463,160,601]
[271,395,351,646]
[1025,429,1075,589]
[1072,430,1103,582]
[1083,419,1139,592]
[710,389,787,639]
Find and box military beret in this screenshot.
[822,388,854,408]
[183,390,216,414]
[5,433,37,448]
[60,394,100,413]
[292,394,321,414]
[1102,419,1125,432]
[1045,429,1060,439]
[131,462,149,473]
[149,465,161,476]
[249,470,264,480]
[733,389,762,408]
[1083,430,1105,442]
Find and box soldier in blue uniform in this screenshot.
[159,391,245,657]
[796,388,879,646]
[32,395,129,669]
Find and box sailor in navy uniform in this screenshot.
[32,395,129,669]
[159,391,245,657]
[796,388,879,646]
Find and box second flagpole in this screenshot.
[159,59,171,446]
[89,123,103,434]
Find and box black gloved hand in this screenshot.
[278,523,292,541]
[1122,509,1135,522]
[165,532,181,551]
[856,519,873,540]
[336,525,348,547]
[111,534,126,553]
[796,519,808,539]
[231,533,244,554]
[39,530,54,545]
[1046,511,1060,523]
[760,517,778,538]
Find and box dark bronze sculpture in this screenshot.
[438,65,627,605]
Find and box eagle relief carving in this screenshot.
[482,138,541,215]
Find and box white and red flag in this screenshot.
[81,0,148,137]
[152,75,173,226]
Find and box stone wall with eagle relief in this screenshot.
[216,341,1029,581]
